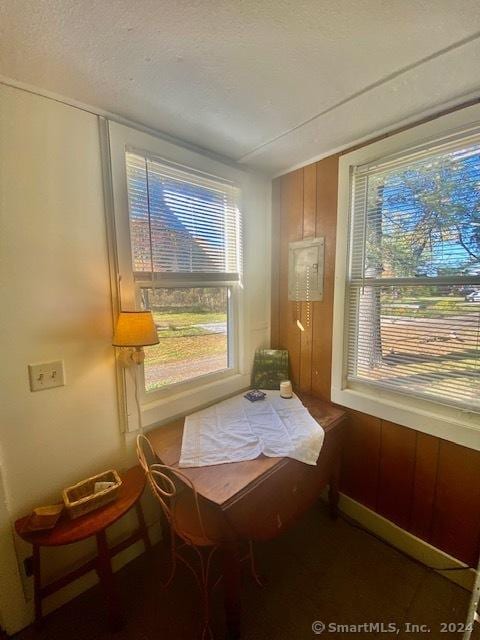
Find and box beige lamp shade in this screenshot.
[112,311,159,347]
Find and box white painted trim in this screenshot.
[3,72,480,182]
[0,74,261,175]
[107,121,269,431]
[99,117,128,433]
[141,373,251,428]
[240,28,480,168]
[270,92,480,179]
[4,72,478,182]
[338,493,476,592]
[0,464,30,634]
[332,103,480,451]
[332,387,480,452]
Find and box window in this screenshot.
[125,149,242,392]
[106,121,269,432]
[332,108,480,449]
[139,286,229,391]
[346,134,480,412]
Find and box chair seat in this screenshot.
[173,488,233,546]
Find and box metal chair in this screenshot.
[136,434,262,639]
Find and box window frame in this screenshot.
[124,147,243,398]
[105,120,270,433]
[332,104,480,451]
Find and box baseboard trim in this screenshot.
[338,493,476,592]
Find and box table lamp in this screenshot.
[112,311,159,367]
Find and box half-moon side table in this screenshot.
[15,465,150,631]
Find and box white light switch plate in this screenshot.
[28,361,65,392]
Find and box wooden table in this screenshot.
[15,465,150,631]
[148,393,346,639]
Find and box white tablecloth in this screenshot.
[179,391,324,468]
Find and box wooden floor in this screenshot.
[15,504,478,640]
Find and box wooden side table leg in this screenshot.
[96,530,123,631]
[222,542,242,640]
[135,501,151,552]
[33,545,43,629]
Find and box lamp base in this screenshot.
[117,347,145,367]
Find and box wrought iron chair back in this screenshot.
[136,434,263,639]
[136,434,222,639]
[136,434,210,545]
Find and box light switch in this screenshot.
[28,361,65,392]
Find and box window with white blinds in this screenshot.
[346,134,480,411]
[125,149,242,281]
[123,149,242,393]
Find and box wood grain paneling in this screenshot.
[299,302,313,392]
[272,153,480,566]
[278,170,303,385]
[302,164,316,237]
[377,421,417,530]
[431,441,480,566]
[299,165,316,392]
[340,409,381,511]
[410,433,439,541]
[271,178,281,349]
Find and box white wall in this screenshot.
[0,84,147,633]
[0,83,271,633]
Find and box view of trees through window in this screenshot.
[349,139,480,408]
[141,287,229,391]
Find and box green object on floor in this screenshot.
[251,349,289,390]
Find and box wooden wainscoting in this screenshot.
[271,158,480,567]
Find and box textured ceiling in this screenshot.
[1,1,480,175]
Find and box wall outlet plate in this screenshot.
[28,361,65,392]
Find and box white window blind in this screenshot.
[125,149,242,282]
[347,134,480,411]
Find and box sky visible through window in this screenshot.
[366,143,480,278]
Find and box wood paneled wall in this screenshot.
[271,158,480,567]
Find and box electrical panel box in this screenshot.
[288,237,324,302]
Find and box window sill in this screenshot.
[138,371,251,430]
[331,384,480,451]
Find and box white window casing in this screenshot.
[125,149,242,396]
[332,104,480,451]
[104,120,270,432]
